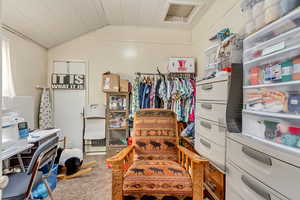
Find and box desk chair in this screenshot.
[3,136,59,200]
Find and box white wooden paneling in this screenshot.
[3,0,214,48]
[3,0,107,48]
[121,0,141,25]
[100,0,123,25]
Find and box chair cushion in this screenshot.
[3,171,43,200]
[133,110,178,162]
[123,160,192,196]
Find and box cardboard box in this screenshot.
[102,72,120,92]
[120,79,129,92]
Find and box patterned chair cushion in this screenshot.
[133,109,178,162]
[123,160,192,196]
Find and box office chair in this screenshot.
[2,136,59,200]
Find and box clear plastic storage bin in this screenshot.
[244,8,300,50]
[244,54,300,86]
[244,26,300,63]
[244,85,300,115]
[243,111,300,151]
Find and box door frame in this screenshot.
[51,60,89,149]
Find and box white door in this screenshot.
[53,61,86,149]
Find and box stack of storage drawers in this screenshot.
[195,75,229,200]
[195,75,229,172]
[227,8,300,200]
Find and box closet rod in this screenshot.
[135,72,195,76]
[135,72,168,76]
[135,72,195,79]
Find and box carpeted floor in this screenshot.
[49,155,112,200]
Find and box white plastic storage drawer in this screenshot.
[244,84,300,115]
[195,135,225,171]
[243,111,300,152]
[244,8,300,50]
[196,101,227,125]
[196,118,226,146]
[227,138,300,200]
[244,27,300,63]
[196,80,228,101]
[226,162,288,200]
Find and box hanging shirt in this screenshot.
[159,78,168,109]
[142,84,151,109]
[154,79,162,108]
[150,77,156,108]
[130,78,140,119]
[139,82,146,109]
[189,79,196,122]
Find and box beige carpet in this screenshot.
[49,155,112,200]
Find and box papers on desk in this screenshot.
[2,112,24,128]
[28,129,60,143]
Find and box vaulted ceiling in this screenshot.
[2,0,214,48]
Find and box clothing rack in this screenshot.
[131,70,196,123]
[135,72,196,79]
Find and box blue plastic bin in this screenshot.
[32,164,58,199]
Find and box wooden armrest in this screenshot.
[177,145,207,164]
[106,145,134,165]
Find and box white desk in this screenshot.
[1,129,60,171]
[28,129,60,143]
[1,142,33,161]
[1,141,34,171]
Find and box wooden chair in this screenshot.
[107,109,207,200]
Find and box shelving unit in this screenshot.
[243,110,300,120]
[226,8,300,200]
[105,92,129,157]
[243,80,300,89]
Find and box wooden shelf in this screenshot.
[85,116,106,119]
[106,92,129,157]
[108,127,128,130]
[108,144,127,148]
[109,110,127,113]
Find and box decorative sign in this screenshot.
[51,73,85,90]
[168,57,195,73]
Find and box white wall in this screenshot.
[3,29,48,128]
[48,25,194,105]
[192,0,246,78]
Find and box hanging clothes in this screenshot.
[130,74,196,123]
[141,84,151,109]
[130,78,140,119]
[154,79,162,108]
[149,77,156,108]
[39,88,53,129]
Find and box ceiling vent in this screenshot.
[162,0,204,24]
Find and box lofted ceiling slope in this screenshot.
[2,0,214,48]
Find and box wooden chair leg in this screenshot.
[192,162,204,200]
[111,161,124,200]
